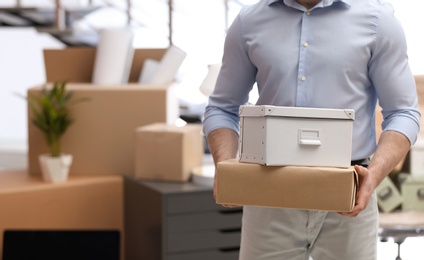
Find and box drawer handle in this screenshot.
[377,186,392,201]
[418,188,424,200]
[219,227,241,233]
[219,246,240,252]
[219,208,243,214]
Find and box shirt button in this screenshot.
[306,11,311,15]
[303,42,309,47]
[301,76,306,81]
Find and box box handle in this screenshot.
[378,186,392,201]
[298,129,321,146]
[299,139,322,146]
[418,188,424,200]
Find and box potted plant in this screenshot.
[20,81,87,183]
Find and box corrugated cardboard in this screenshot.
[0,169,124,259]
[238,105,354,167]
[28,83,179,176]
[216,159,357,212]
[134,123,204,182]
[43,47,167,83]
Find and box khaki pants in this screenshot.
[239,193,378,260]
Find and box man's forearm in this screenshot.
[338,130,412,217]
[368,130,411,187]
[207,128,239,165]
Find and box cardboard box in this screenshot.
[401,174,424,211]
[238,105,355,167]
[28,83,179,177]
[43,47,167,83]
[134,123,204,182]
[0,169,124,259]
[375,177,403,212]
[216,159,357,212]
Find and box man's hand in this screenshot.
[207,128,240,208]
[338,165,376,217]
[338,130,411,217]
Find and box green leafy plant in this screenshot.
[20,81,88,157]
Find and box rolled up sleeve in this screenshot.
[203,9,257,137]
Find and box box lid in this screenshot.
[239,105,355,120]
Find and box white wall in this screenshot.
[0,28,65,169]
[0,28,45,142]
[389,1,424,75]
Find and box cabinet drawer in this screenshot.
[167,209,242,233]
[167,249,239,260]
[167,230,241,253]
[166,192,223,214]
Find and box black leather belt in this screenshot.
[351,158,370,167]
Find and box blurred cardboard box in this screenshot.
[28,84,179,176]
[400,174,424,211]
[216,159,357,212]
[375,177,403,212]
[43,47,167,83]
[238,105,355,168]
[0,169,124,259]
[27,47,179,177]
[134,123,203,182]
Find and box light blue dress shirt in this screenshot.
[203,0,420,160]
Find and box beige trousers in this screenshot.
[239,193,378,260]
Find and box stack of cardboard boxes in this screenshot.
[216,105,358,212]
[0,47,191,260]
[29,48,179,177]
[216,76,424,213]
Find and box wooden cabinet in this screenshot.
[125,178,242,260]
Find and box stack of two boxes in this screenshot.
[216,105,358,212]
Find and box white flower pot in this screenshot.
[38,154,73,183]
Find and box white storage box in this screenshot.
[239,105,355,167]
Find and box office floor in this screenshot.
[378,237,424,260]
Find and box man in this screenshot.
[202,0,420,259]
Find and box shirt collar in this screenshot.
[268,0,352,8]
